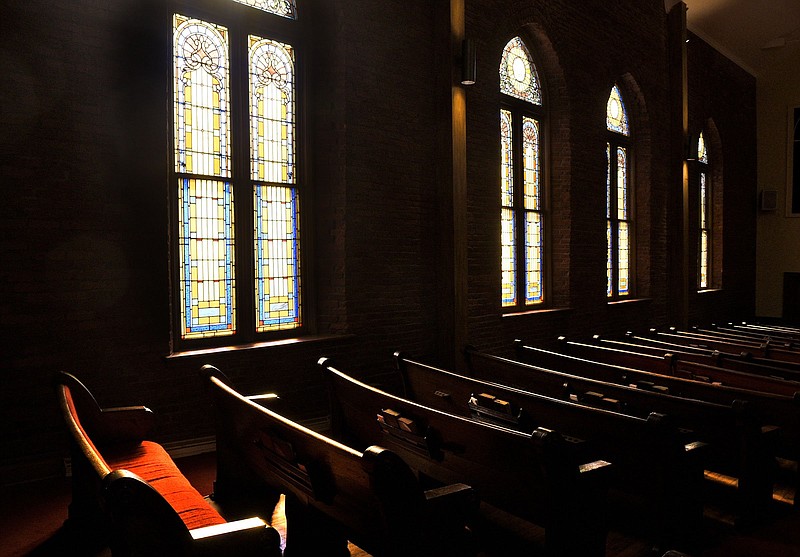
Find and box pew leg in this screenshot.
[283,495,350,557]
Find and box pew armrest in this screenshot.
[190,517,282,557]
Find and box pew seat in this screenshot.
[54,371,280,557]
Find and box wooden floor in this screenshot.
[3,451,800,557]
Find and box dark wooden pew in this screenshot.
[202,365,476,557]
[698,324,800,350]
[394,352,706,547]
[466,347,781,521]
[620,331,800,374]
[733,322,800,342]
[591,335,800,383]
[521,339,800,509]
[557,337,800,398]
[640,328,800,366]
[319,357,613,557]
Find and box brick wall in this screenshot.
[0,0,757,483]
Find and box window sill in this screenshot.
[166,333,354,360]
[607,297,652,306]
[502,306,571,318]
[697,288,722,294]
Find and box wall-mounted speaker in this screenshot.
[760,189,778,211]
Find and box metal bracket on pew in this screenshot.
[377,408,445,461]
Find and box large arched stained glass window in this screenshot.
[500,36,545,310]
[697,132,710,289]
[606,84,632,299]
[172,3,302,347]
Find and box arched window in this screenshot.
[500,36,545,310]
[697,132,710,289]
[171,0,302,348]
[606,84,632,299]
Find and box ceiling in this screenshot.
[667,0,800,80]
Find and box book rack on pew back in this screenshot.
[319,356,614,557]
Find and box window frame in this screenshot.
[605,85,634,301]
[168,0,310,352]
[696,131,712,290]
[499,37,548,313]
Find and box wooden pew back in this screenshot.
[465,347,779,518]
[203,365,475,557]
[557,338,800,397]
[320,357,613,557]
[394,352,706,545]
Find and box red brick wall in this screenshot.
[0,0,756,483]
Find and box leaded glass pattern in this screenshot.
[523,117,543,304]
[616,147,628,220]
[250,36,295,183]
[618,222,630,295]
[500,37,542,105]
[231,0,296,19]
[607,222,613,297]
[698,132,710,289]
[501,208,517,307]
[606,85,632,299]
[697,131,707,164]
[501,109,516,308]
[606,84,629,136]
[501,110,514,206]
[500,38,545,309]
[523,117,540,210]
[178,178,236,339]
[174,15,237,339]
[525,213,543,303]
[254,185,301,331]
[174,15,231,177]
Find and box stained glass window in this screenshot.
[606,84,629,136]
[500,37,544,310]
[174,15,231,177]
[174,16,236,339]
[250,34,301,331]
[250,37,295,183]
[697,132,710,289]
[178,178,236,338]
[501,109,516,307]
[606,84,632,299]
[232,0,296,19]
[254,186,301,331]
[172,7,302,346]
[500,37,542,105]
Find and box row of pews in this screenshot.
[204,321,800,557]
